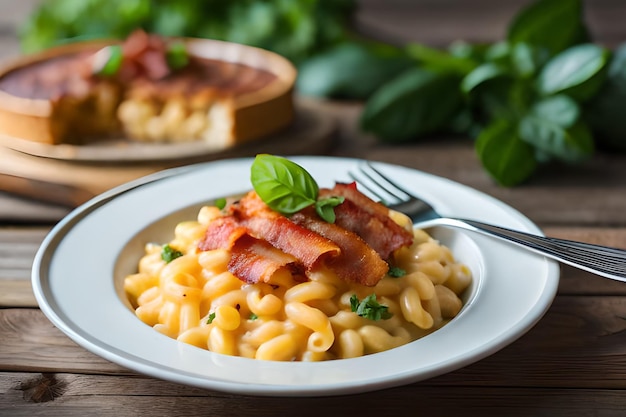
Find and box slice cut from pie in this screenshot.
[0,30,296,149]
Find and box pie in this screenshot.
[0,30,296,148]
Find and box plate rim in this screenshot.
[31,156,560,396]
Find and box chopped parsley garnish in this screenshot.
[161,244,183,263]
[249,313,258,321]
[214,197,227,210]
[206,312,216,324]
[350,294,392,321]
[388,266,407,278]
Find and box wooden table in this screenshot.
[3,1,626,415]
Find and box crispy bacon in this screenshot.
[118,29,171,82]
[291,209,389,286]
[228,235,303,284]
[232,192,341,269]
[197,216,247,251]
[197,187,413,287]
[320,182,413,259]
[199,216,304,284]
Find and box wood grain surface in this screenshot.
[2,0,626,416]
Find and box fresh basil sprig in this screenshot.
[250,154,344,223]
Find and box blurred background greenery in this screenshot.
[12,0,626,186]
[18,0,356,65]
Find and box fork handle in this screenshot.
[439,218,626,282]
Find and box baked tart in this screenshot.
[0,30,296,148]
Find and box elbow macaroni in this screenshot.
[124,205,472,361]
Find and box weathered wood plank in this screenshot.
[0,309,127,375]
[2,295,626,388]
[2,372,626,417]
[0,280,35,307]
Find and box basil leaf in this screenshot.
[537,43,610,100]
[507,0,586,55]
[511,42,551,78]
[448,40,492,62]
[519,116,593,162]
[93,45,123,76]
[314,196,345,223]
[360,68,463,142]
[297,41,412,99]
[406,42,476,75]
[467,77,530,123]
[461,63,509,94]
[476,119,537,186]
[584,43,626,150]
[530,95,579,128]
[250,154,318,215]
[484,41,511,65]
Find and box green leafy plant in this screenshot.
[358,0,618,186]
[584,43,626,151]
[19,0,356,65]
[250,154,344,223]
[296,40,413,99]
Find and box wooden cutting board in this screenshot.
[0,102,336,209]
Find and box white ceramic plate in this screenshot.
[32,156,559,397]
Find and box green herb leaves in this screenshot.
[251,154,319,214]
[161,244,183,263]
[19,0,356,65]
[537,43,609,100]
[361,68,463,142]
[350,294,392,321]
[206,312,216,324]
[297,40,413,99]
[507,0,586,55]
[357,0,614,186]
[93,45,123,76]
[250,154,343,223]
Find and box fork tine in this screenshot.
[347,171,388,203]
[363,162,415,200]
[347,162,414,207]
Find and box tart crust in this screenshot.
[0,37,296,147]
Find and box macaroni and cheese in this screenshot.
[124,201,472,361]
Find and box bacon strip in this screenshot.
[291,209,389,286]
[320,182,413,259]
[199,216,303,284]
[228,235,303,284]
[232,192,341,269]
[197,216,247,251]
[197,188,411,287]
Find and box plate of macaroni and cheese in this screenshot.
[32,156,559,396]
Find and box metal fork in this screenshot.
[350,162,626,283]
